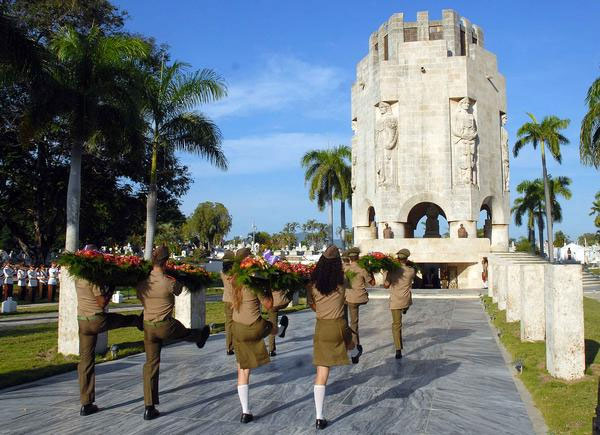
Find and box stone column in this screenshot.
[497,261,508,310]
[487,260,495,299]
[354,225,372,245]
[491,224,509,252]
[545,263,585,380]
[57,268,107,356]
[505,262,521,322]
[174,287,206,329]
[389,222,406,238]
[520,263,545,342]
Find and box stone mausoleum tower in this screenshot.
[351,10,510,288]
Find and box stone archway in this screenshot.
[479,197,493,240]
[405,202,448,239]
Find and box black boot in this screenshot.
[143,405,160,420]
[80,404,99,416]
[278,315,289,338]
[196,325,210,349]
[316,418,328,429]
[351,344,363,364]
[227,349,235,355]
[270,350,277,357]
[395,349,402,359]
[240,413,254,423]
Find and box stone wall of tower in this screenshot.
[351,9,509,251]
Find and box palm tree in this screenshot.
[142,60,227,259]
[580,76,600,168]
[512,181,540,254]
[590,191,600,228]
[301,146,351,245]
[332,155,352,249]
[514,113,570,260]
[50,26,149,252]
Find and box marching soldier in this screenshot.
[47,262,59,302]
[266,255,289,357]
[231,248,277,424]
[27,264,38,303]
[308,246,355,430]
[76,247,143,416]
[136,245,210,420]
[2,262,14,300]
[383,248,415,359]
[221,250,235,355]
[16,265,27,301]
[344,247,374,363]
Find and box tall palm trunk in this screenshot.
[528,213,536,254]
[541,143,554,260]
[65,142,83,252]
[328,188,334,245]
[340,200,346,249]
[144,138,159,260]
[537,212,544,256]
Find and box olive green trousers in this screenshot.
[391,309,403,350]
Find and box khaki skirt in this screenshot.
[313,317,352,367]
[232,317,272,369]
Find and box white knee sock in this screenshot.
[314,385,326,420]
[237,384,250,414]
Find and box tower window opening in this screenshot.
[383,34,389,60]
[472,32,478,45]
[403,27,417,42]
[460,28,466,55]
[429,25,443,40]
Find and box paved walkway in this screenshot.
[0,299,537,434]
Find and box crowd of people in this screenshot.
[75,244,415,430]
[1,262,60,303]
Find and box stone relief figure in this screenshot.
[351,146,357,191]
[452,98,478,185]
[500,113,510,191]
[457,224,468,238]
[375,101,398,186]
[383,223,394,239]
[423,205,441,238]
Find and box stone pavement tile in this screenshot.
[426,408,531,435]
[328,403,430,434]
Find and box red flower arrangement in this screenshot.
[357,252,400,274]
[166,261,211,291]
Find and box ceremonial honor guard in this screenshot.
[16,265,26,301]
[37,265,48,301]
[344,247,374,363]
[231,248,277,424]
[47,262,59,301]
[3,263,14,300]
[136,246,210,420]
[383,249,415,359]
[27,265,38,303]
[266,255,290,357]
[308,246,355,430]
[221,250,235,355]
[77,249,143,416]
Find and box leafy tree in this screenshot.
[515,236,534,253]
[514,113,570,261]
[141,57,227,259]
[590,191,600,229]
[301,145,351,244]
[154,223,182,255]
[252,231,272,247]
[511,182,538,254]
[302,219,328,248]
[182,202,232,251]
[578,232,600,246]
[580,76,600,168]
[553,231,570,247]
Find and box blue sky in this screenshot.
[115,0,600,241]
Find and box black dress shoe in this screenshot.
[270,350,277,357]
[80,404,99,416]
[240,413,253,423]
[351,344,363,364]
[278,315,289,338]
[143,405,160,420]
[316,418,328,429]
[227,350,235,355]
[395,350,403,359]
[196,325,210,349]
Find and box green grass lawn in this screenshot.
[482,296,600,435]
[0,300,307,390]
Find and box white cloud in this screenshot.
[182,131,350,177]
[206,55,347,119]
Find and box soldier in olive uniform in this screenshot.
[137,246,210,420]
[383,248,415,359]
[76,250,143,416]
[344,247,375,363]
[266,255,289,357]
[221,250,235,355]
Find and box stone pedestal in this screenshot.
[1,297,17,313]
[174,287,206,329]
[505,263,521,322]
[491,224,509,252]
[520,263,545,342]
[354,226,372,245]
[488,262,495,299]
[57,268,107,356]
[292,291,299,306]
[545,263,585,380]
[497,262,508,310]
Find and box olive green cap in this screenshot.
[222,250,235,263]
[235,247,251,260]
[347,247,360,258]
[396,248,411,259]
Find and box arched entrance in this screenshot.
[478,197,493,240]
[406,202,448,238]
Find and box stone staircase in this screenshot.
[583,269,600,293]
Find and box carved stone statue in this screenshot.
[375,101,398,186]
[457,224,468,238]
[452,98,478,185]
[369,220,378,239]
[383,223,394,239]
[424,205,441,238]
[501,113,510,191]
